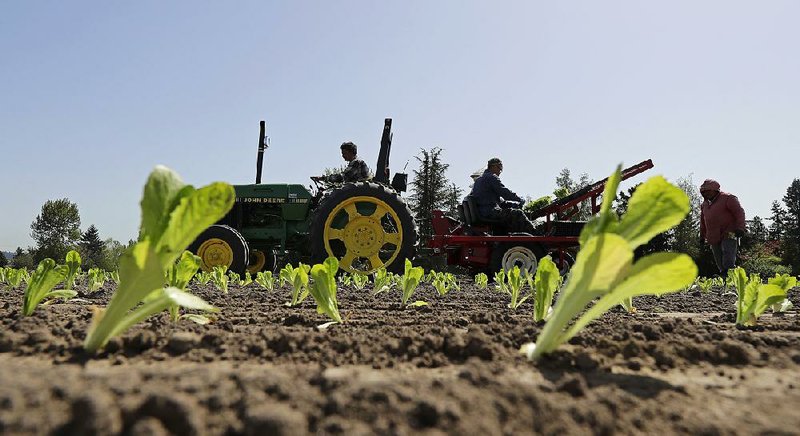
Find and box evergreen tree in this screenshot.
[30,198,81,262]
[781,179,800,273]
[0,251,7,267]
[672,175,701,261]
[80,225,104,268]
[768,200,786,241]
[409,148,457,242]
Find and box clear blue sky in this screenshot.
[1,1,798,251]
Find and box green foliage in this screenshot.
[523,195,552,214]
[212,266,229,293]
[228,271,243,287]
[80,225,104,268]
[64,250,82,290]
[106,270,120,284]
[767,273,796,313]
[5,267,25,289]
[83,166,232,352]
[475,272,488,290]
[279,264,293,288]
[399,259,425,306]
[493,270,508,294]
[86,268,106,293]
[282,263,311,306]
[255,271,274,291]
[431,271,459,296]
[309,257,343,323]
[242,271,253,286]
[195,271,212,285]
[409,147,462,242]
[620,297,636,313]
[532,256,560,322]
[22,258,72,316]
[351,273,369,290]
[729,267,789,326]
[30,198,81,263]
[338,274,352,287]
[372,268,394,295]
[166,251,201,290]
[506,266,529,309]
[521,166,697,360]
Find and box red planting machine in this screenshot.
[428,160,654,275]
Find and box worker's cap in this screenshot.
[487,157,503,167]
[700,179,720,192]
[340,141,357,153]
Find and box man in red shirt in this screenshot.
[699,179,746,275]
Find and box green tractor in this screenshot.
[187,119,417,275]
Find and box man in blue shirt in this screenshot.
[469,158,537,234]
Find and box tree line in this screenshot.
[2,198,132,270]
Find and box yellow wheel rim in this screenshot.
[247,249,267,274]
[197,238,234,271]
[323,196,404,274]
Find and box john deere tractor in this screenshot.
[187,119,417,275]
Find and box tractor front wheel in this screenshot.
[188,225,249,275]
[310,182,416,274]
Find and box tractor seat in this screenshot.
[462,196,505,226]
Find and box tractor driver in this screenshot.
[470,157,537,234]
[321,141,371,183]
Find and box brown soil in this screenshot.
[1,279,799,435]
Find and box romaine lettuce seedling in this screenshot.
[475,273,488,290]
[282,263,310,306]
[22,258,73,316]
[532,256,560,322]
[87,268,106,292]
[768,273,796,313]
[521,167,697,360]
[351,273,369,290]
[309,257,343,324]
[106,270,120,285]
[64,250,82,290]
[729,267,789,326]
[228,271,243,287]
[255,271,275,291]
[494,270,508,294]
[242,271,253,287]
[164,251,202,322]
[5,268,24,289]
[506,266,529,309]
[83,166,232,353]
[212,265,229,293]
[372,268,393,295]
[399,259,426,306]
[195,271,212,285]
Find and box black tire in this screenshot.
[187,225,249,275]
[490,242,545,276]
[310,181,417,274]
[247,248,277,274]
[548,250,575,276]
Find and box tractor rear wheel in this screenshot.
[490,242,545,276]
[188,225,249,275]
[310,181,416,274]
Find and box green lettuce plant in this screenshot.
[729,267,790,326]
[475,272,488,290]
[212,265,229,293]
[768,273,796,313]
[372,268,393,295]
[22,258,73,316]
[255,271,275,291]
[87,268,106,292]
[521,167,697,360]
[282,263,310,306]
[5,268,24,289]
[506,266,529,309]
[83,166,232,353]
[64,250,82,290]
[532,256,560,322]
[242,271,253,286]
[106,270,120,285]
[494,270,508,294]
[399,259,426,306]
[338,274,352,287]
[309,257,343,325]
[195,270,212,285]
[279,263,293,287]
[164,251,203,322]
[351,273,369,290]
[228,271,243,287]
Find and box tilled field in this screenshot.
[1,279,799,435]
